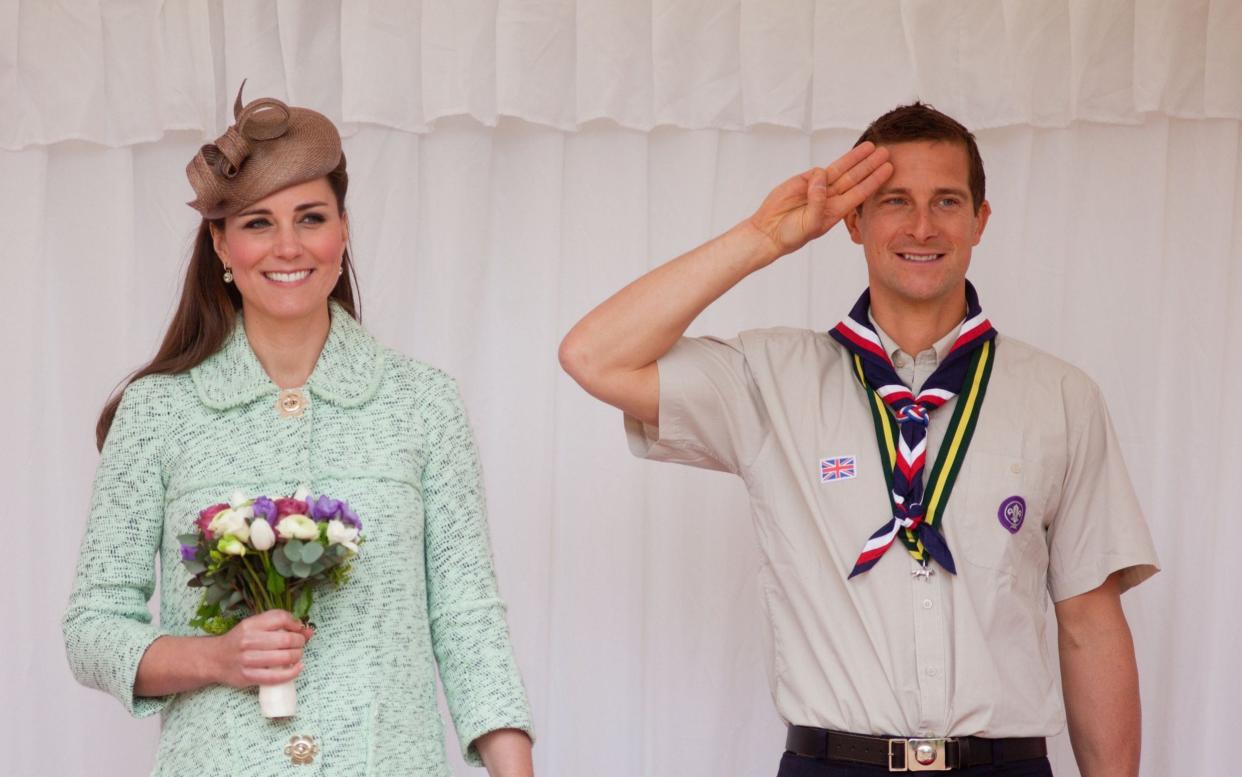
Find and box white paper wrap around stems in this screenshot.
[259,679,297,718]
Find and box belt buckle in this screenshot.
[888,738,950,771]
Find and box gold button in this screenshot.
[285,734,319,765]
[277,388,307,418]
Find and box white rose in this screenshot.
[292,484,312,501]
[229,490,249,508]
[276,514,320,541]
[325,519,360,552]
[209,508,251,542]
[249,518,276,551]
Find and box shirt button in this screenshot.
[926,666,939,677]
[893,354,907,367]
[922,599,933,609]
[1010,462,1022,474]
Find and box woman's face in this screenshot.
[211,177,348,326]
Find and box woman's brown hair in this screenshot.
[95,164,360,450]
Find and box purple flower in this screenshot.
[340,502,362,532]
[309,495,341,523]
[180,544,198,562]
[308,494,362,531]
[252,496,277,527]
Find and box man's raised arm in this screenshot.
[558,142,893,426]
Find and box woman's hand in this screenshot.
[133,610,312,697]
[209,609,314,688]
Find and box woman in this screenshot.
[62,88,535,777]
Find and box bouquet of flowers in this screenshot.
[178,486,363,717]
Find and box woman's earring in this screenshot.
[223,266,234,283]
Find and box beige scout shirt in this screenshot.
[625,322,1159,739]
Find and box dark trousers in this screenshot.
[776,751,1054,777]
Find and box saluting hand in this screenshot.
[748,141,893,259]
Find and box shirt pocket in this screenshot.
[949,451,1050,597]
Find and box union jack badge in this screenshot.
[819,456,857,482]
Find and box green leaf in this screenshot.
[291,561,312,578]
[284,539,303,558]
[266,563,287,595]
[182,560,207,575]
[300,542,324,564]
[189,599,239,635]
[205,583,230,605]
[292,587,313,620]
[224,589,244,608]
[176,533,200,546]
[272,548,293,577]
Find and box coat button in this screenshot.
[284,734,319,765]
[277,388,307,418]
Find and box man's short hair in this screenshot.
[855,102,986,213]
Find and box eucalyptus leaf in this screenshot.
[272,549,293,577]
[182,560,207,575]
[292,561,312,578]
[176,533,199,546]
[205,584,229,605]
[284,539,304,558]
[225,589,244,608]
[300,542,324,564]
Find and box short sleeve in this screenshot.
[1046,384,1160,602]
[420,372,534,765]
[61,379,173,717]
[624,335,769,475]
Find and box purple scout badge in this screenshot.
[998,496,1026,534]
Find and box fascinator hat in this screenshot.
[186,83,345,219]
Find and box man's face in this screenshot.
[844,140,989,313]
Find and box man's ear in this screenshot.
[209,222,229,263]
[844,206,864,245]
[972,200,991,245]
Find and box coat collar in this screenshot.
[191,301,385,411]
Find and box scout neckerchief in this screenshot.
[829,282,996,578]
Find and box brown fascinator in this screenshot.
[186,83,344,219]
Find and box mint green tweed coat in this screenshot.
[62,304,533,776]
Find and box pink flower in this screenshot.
[274,498,309,518]
[196,503,229,539]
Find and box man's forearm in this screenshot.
[559,145,892,424]
[558,220,777,418]
[1056,575,1141,777]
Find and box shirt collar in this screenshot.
[869,313,964,367]
[191,301,385,411]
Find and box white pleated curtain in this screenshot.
[3,2,1239,776]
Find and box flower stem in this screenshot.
[240,556,271,612]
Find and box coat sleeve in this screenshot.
[62,378,174,718]
[421,372,534,765]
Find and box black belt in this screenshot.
[786,725,1047,772]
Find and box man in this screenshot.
[559,104,1158,776]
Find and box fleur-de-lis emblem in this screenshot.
[285,735,319,766]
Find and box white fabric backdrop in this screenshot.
[2,2,1239,776]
